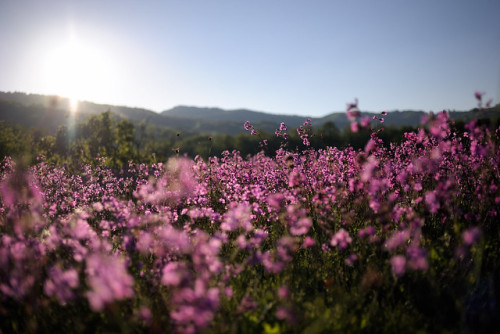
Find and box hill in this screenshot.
[1,91,499,136]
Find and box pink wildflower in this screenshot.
[330,229,352,250]
[390,255,406,277]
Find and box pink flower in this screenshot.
[358,226,376,238]
[390,255,406,277]
[290,217,312,236]
[44,267,79,304]
[221,202,253,232]
[85,253,134,311]
[350,122,359,133]
[301,236,316,248]
[406,247,428,271]
[369,199,380,213]
[462,227,481,246]
[384,229,411,251]
[330,229,352,250]
[345,254,357,267]
[425,190,440,214]
[360,116,371,128]
[161,262,190,286]
[276,307,295,323]
[267,193,285,211]
[278,286,289,299]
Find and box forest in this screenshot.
[2,108,499,169]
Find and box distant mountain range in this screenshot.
[1,91,499,136]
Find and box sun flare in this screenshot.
[43,38,115,112]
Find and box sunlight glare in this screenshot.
[43,37,116,111]
[69,97,79,113]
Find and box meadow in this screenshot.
[1,109,499,333]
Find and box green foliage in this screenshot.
[0,121,33,158]
[2,109,500,170]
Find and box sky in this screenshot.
[1,0,499,117]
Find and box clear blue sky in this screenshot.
[1,0,499,116]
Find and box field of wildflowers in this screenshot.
[1,109,499,333]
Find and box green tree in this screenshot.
[75,111,116,163]
[0,121,33,158]
[55,125,69,156]
[115,119,136,166]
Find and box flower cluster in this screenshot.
[0,110,499,333]
[296,118,312,146]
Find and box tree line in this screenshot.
[1,111,498,168]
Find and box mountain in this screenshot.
[161,105,500,133]
[0,92,196,135]
[1,91,499,137]
[162,106,311,127]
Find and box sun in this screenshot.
[43,37,115,112]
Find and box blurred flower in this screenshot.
[301,236,316,248]
[390,255,406,277]
[462,227,482,246]
[162,261,190,286]
[85,253,134,311]
[330,229,352,250]
[221,202,253,232]
[44,266,79,304]
[345,253,357,267]
[350,122,359,133]
[290,217,312,236]
[406,247,428,271]
[425,190,440,214]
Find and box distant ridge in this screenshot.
[161,105,313,129]
[1,91,499,136]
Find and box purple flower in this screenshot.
[162,261,190,286]
[221,202,253,232]
[290,217,312,236]
[44,266,79,304]
[358,226,376,238]
[237,295,258,313]
[462,227,481,246]
[384,229,410,251]
[278,286,290,299]
[301,236,316,248]
[406,247,428,271]
[425,190,440,214]
[390,255,406,277]
[345,253,357,267]
[267,193,285,211]
[330,229,352,250]
[276,307,295,323]
[360,116,371,128]
[369,199,381,213]
[85,253,134,311]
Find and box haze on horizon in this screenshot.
[1,0,499,117]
